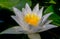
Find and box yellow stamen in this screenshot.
[24,13,40,27]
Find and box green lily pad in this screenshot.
[44,5,54,13]
[49,0,56,4]
[0,0,20,9]
[49,14,60,26]
[16,0,32,10]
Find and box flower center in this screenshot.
[24,13,40,26]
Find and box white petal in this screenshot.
[33,4,39,13]
[35,7,44,25]
[11,16,21,25]
[13,7,23,19]
[0,26,25,34]
[30,26,43,33]
[13,7,21,15]
[40,24,57,32]
[11,16,30,31]
[12,7,30,31]
[42,12,53,23]
[28,33,41,39]
[25,3,31,14]
[43,20,52,26]
[38,7,44,18]
[22,8,26,16]
[13,7,24,26]
[31,20,52,33]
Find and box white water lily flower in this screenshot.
[0,3,57,34]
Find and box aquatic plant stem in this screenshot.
[28,33,41,39]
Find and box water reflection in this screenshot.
[0,20,4,23]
